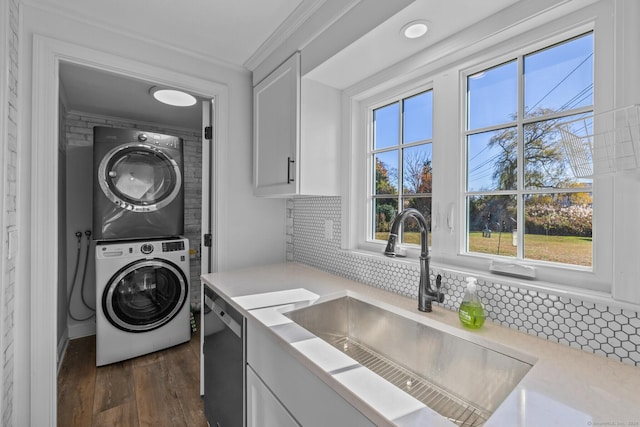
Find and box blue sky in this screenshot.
[373,32,593,193]
[467,33,594,190]
[374,91,433,193]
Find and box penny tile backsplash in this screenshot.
[288,197,640,367]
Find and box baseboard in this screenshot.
[68,319,96,339]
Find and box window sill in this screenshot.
[355,240,425,260]
[343,247,638,312]
[432,257,640,312]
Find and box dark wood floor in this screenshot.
[57,322,207,427]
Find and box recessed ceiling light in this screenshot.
[149,86,197,107]
[402,20,429,39]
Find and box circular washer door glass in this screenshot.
[99,144,181,212]
[103,260,188,332]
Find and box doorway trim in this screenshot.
[31,34,228,426]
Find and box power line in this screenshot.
[526,53,593,114]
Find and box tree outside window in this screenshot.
[372,90,433,245]
[465,33,594,267]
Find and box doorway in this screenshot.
[32,35,228,426]
[58,61,207,342]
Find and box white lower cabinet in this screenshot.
[246,318,375,427]
[247,366,300,427]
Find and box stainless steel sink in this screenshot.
[285,296,533,427]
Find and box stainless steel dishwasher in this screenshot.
[203,286,245,427]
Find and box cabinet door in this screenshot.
[247,319,375,427]
[247,366,300,427]
[253,52,300,196]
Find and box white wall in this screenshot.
[63,145,94,337]
[16,4,286,425]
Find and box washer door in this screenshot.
[103,259,188,332]
[98,143,182,212]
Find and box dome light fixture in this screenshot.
[149,86,197,107]
[401,20,429,39]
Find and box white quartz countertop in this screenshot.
[201,262,640,427]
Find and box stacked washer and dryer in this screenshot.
[93,126,191,366]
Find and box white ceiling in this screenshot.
[39,0,523,132]
[59,63,205,131]
[29,0,308,68]
[308,0,521,89]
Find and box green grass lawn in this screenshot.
[375,231,591,266]
[375,232,428,246]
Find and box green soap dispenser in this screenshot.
[458,277,485,329]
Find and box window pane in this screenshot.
[373,197,398,241]
[402,197,432,246]
[371,89,433,246]
[467,195,517,257]
[374,151,398,195]
[525,114,593,189]
[524,33,593,117]
[524,193,592,266]
[373,102,399,150]
[403,144,432,195]
[467,128,517,191]
[467,61,517,130]
[403,91,433,144]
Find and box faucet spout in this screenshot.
[383,208,444,312]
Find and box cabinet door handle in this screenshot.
[287,157,295,183]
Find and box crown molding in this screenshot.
[243,0,327,71]
[244,0,366,72]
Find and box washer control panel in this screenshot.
[140,243,154,254]
[97,238,187,259]
[162,240,185,252]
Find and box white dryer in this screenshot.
[95,237,190,366]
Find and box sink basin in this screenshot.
[285,296,533,427]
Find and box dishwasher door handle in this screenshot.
[205,294,242,338]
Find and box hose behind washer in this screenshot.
[67,230,95,322]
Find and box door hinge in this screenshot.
[204,126,212,140]
[204,233,212,247]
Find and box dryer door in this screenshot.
[98,144,182,212]
[103,259,188,332]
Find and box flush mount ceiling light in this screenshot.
[149,86,197,107]
[401,20,429,39]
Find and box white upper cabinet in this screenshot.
[253,52,341,197]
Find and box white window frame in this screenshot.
[343,1,623,298]
[349,79,435,260]
[462,32,595,268]
[453,25,612,293]
[367,86,434,256]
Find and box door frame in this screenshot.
[201,99,216,276]
[31,34,228,426]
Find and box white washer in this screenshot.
[95,237,190,366]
